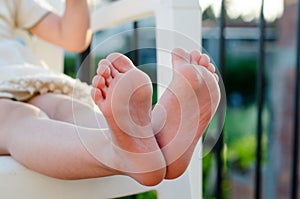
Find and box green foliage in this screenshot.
[227,134,256,172]
[115,191,157,199]
[63,55,77,78]
[203,6,217,21]
[202,152,213,181]
[225,105,257,145]
[202,152,214,197]
[227,133,267,173]
[136,191,157,199]
[225,104,268,172]
[225,53,257,104]
[152,83,157,105]
[203,104,269,198]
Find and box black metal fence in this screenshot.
[214,0,299,199]
[215,0,267,198]
[215,0,299,199]
[292,1,300,199]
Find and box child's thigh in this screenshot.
[28,93,97,121]
[0,99,48,123]
[0,99,48,149]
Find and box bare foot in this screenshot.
[91,53,166,186]
[152,48,220,179]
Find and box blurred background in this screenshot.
[62,0,299,198]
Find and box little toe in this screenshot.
[214,73,219,82]
[190,49,202,65]
[172,48,190,66]
[208,63,216,73]
[198,54,211,68]
[107,53,135,73]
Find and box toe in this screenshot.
[190,51,215,73]
[109,64,119,78]
[208,63,216,73]
[214,73,219,82]
[198,54,210,68]
[190,50,201,65]
[92,75,105,89]
[97,59,112,78]
[107,53,135,73]
[91,88,104,104]
[97,59,113,86]
[172,48,190,66]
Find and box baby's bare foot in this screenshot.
[91,53,165,185]
[153,48,220,179]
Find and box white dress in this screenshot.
[0,0,93,106]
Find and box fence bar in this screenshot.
[254,1,265,199]
[78,44,92,84]
[215,0,226,198]
[291,0,300,198]
[133,21,140,66]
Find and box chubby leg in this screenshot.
[28,93,107,128]
[152,48,220,179]
[0,99,164,186]
[0,99,109,179]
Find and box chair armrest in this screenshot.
[0,156,154,199]
[91,0,155,32]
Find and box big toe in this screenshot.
[172,48,190,66]
[107,53,135,73]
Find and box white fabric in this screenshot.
[0,0,93,105]
[0,65,93,105]
[0,0,51,66]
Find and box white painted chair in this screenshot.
[0,0,202,198]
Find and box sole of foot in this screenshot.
[91,53,166,186]
[153,48,220,179]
